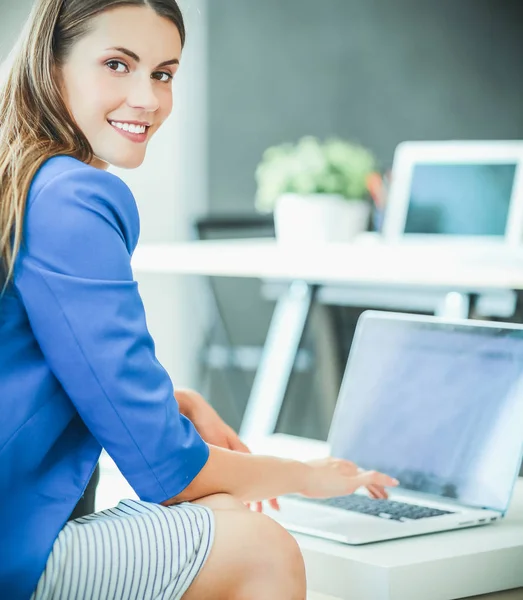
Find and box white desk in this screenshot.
[133,240,523,444]
[132,239,523,290]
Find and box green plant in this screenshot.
[254,136,377,213]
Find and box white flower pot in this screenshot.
[274,193,371,244]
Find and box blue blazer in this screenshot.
[0,156,209,599]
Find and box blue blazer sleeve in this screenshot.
[14,164,209,503]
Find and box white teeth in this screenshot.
[110,121,146,134]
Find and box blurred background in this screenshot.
[1,0,523,443]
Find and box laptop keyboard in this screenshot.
[299,494,455,521]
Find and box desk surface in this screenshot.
[132,239,523,291]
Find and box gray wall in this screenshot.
[204,0,523,436]
[209,0,523,214]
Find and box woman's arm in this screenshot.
[162,445,399,505]
[163,446,308,504]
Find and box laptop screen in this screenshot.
[328,314,523,512]
[404,163,516,236]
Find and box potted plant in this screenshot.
[255,136,377,243]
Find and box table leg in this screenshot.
[239,281,316,442]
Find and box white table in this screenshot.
[132,239,523,289]
[132,240,523,444]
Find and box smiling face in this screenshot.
[58,5,182,170]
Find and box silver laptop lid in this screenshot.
[328,311,523,513]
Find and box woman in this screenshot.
[0,1,399,598]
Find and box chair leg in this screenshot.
[68,463,100,521]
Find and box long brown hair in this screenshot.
[0,0,185,293]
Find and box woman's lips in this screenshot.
[108,121,149,144]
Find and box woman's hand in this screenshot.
[175,388,279,511]
[301,457,399,500]
[177,388,245,449]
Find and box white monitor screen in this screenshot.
[404,163,516,236]
[329,314,523,512]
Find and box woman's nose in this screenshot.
[126,76,160,112]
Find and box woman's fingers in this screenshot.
[244,498,280,511]
[352,470,399,491]
[348,462,392,498]
[354,464,396,498]
[367,484,388,499]
[367,485,379,499]
[268,497,280,510]
[228,434,251,454]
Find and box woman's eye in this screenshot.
[106,60,128,73]
[152,71,173,83]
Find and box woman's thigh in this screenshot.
[31,498,214,600]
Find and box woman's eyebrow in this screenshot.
[105,46,179,67]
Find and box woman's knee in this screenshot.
[183,507,306,600]
[258,516,305,585]
[232,514,306,599]
[194,494,304,583]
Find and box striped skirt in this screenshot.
[31,499,215,600]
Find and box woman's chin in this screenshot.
[100,150,146,170]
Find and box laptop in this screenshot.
[267,311,523,544]
[363,141,523,253]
